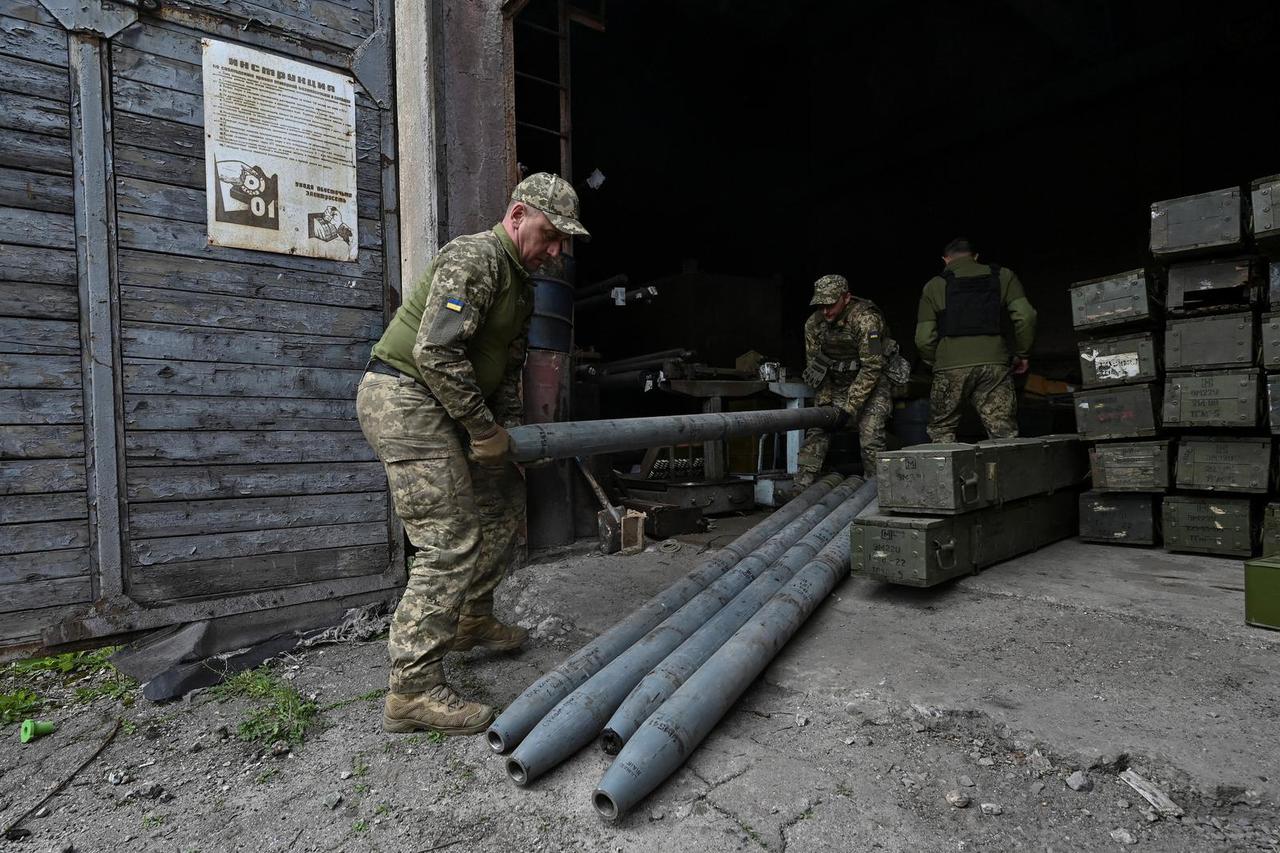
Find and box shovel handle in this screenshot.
[576,456,621,523]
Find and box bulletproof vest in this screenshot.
[937,264,1002,337]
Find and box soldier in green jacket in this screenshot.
[794,274,902,486]
[357,173,588,736]
[914,238,1037,443]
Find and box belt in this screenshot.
[365,358,401,378]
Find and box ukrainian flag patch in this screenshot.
[445,296,465,312]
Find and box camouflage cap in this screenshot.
[511,172,590,239]
[809,274,849,306]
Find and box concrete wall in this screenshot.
[395,0,512,295]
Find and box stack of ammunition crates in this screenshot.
[1075,183,1279,558]
[852,436,1085,587]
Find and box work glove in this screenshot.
[801,364,823,389]
[468,424,511,466]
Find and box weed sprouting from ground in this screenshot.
[212,666,319,745]
[0,688,43,726]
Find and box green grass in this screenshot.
[8,646,118,678]
[0,688,43,726]
[4,646,136,710]
[352,819,369,833]
[256,767,279,785]
[351,756,369,777]
[142,814,167,829]
[426,730,445,745]
[322,688,385,712]
[211,667,320,745]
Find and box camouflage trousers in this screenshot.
[796,373,892,484]
[356,372,525,694]
[927,364,1018,443]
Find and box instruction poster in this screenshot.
[201,39,358,261]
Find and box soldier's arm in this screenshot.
[490,308,532,429]
[841,312,886,416]
[914,279,941,366]
[1003,270,1038,357]
[803,313,821,366]
[411,248,501,437]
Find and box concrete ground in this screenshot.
[2,515,1278,852]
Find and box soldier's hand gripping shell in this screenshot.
[831,409,852,431]
[469,424,512,466]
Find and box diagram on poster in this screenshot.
[202,39,358,261]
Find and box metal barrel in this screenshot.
[504,477,866,787]
[601,478,878,753]
[523,349,575,547]
[484,474,842,754]
[529,273,575,352]
[507,407,840,463]
[592,498,879,822]
[597,348,694,373]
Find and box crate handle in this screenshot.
[960,471,981,505]
[933,538,957,571]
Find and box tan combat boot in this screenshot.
[452,615,528,652]
[383,684,495,736]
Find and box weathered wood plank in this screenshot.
[0,458,86,495]
[121,285,382,339]
[0,89,68,136]
[116,174,384,248]
[129,491,385,538]
[129,543,387,602]
[114,15,349,75]
[0,51,70,101]
[0,167,74,214]
[0,602,85,644]
[117,213,384,279]
[0,425,83,459]
[112,111,201,157]
[118,248,381,309]
[0,354,80,389]
[0,13,66,67]
[122,357,363,399]
[0,245,76,285]
[0,1,62,28]
[0,547,88,585]
[130,520,386,566]
[243,0,376,41]
[0,316,78,354]
[0,389,82,424]
[0,127,72,176]
[0,575,92,613]
[126,461,385,501]
[121,322,372,370]
[0,207,74,250]
[0,492,87,525]
[0,280,77,320]
[112,75,201,125]
[159,0,364,51]
[111,43,200,93]
[0,518,89,557]
[125,393,357,431]
[125,429,375,466]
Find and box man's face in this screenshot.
[512,204,569,271]
[822,292,851,321]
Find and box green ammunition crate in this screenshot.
[1264,503,1280,557]
[1174,437,1274,494]
[851,490,1078,588]
[1150,187,1243,258]
[1165,312,1256,370]
[1166,256,1263,314]
[1162,495,1258,557]
[1244,555,1280,630]
[1070,269,1157,332]
[876,435,1085,515]
[1251,175,1280,253]
[1271,262,1280,309]
[1074,383,1161,440]
[1078,332,1161,388]
[1163,369,1261,428]
[1269,374,1280,434]
[1088,440,1172,492]
[1078,492,1160,545]
[1263,313,1280,370]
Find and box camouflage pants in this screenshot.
[927,364,1018,443]
[356,372,525,693]
[796,373,892,484]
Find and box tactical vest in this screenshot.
[937,264,1002,337]
[372,237,531,398]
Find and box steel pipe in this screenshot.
[601,478,878,753]
[507,407,840,463]
[504,477,866,786]
[592,498,880,822]
[485,474,842,754]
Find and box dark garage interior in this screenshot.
[514,0,1280,378]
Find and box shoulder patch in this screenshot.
[445,296,465,313]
